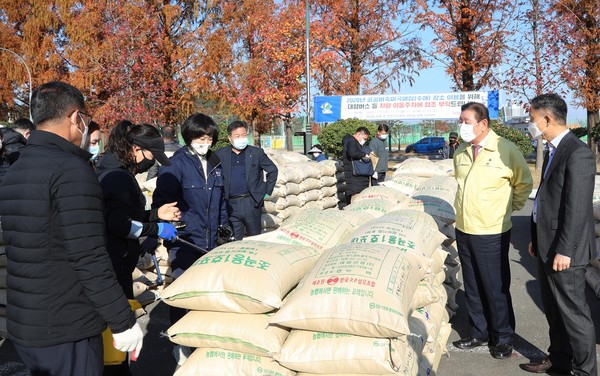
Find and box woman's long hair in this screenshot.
[107,120,161,172]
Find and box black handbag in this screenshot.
[351,159,374,176]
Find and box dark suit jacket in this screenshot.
[531,131,596,266]
[215,144,278,206]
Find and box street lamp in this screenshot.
[0,47,33,121]
[305,0,311,144]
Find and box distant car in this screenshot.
[405,136,446,154]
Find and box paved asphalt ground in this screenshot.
[2,200,600,375]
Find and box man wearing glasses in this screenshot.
[0,81,142,375]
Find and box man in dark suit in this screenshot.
[520,93,597,376]
[216,120,278,240]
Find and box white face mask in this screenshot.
[359,138,366,146]
[528,122,544,139]
[191,143,210,156]
[459,122,477,143]
[233,139,248,150]
[379,134,388,140]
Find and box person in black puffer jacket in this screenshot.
[0,81,143,376]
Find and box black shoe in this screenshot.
[452,337,488,349]
[490,343,513,359]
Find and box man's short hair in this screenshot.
[355,126,370,136]
[12,118,35,131]
[530,93,567,125]
[31,81,85,127]
[161,126,176,140]
[461,102,490,124]
[227,120,248,135]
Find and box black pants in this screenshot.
[537,257,597,375]
[227,196,262,240]
[455,229,515,345]
[14,335,103,376]
[169,247,202,325]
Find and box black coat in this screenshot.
[342,134,371,195]
[0,130,135,347]
[95,152,158,289]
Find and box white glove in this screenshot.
[112,322,144,360]
[373,172,378,180]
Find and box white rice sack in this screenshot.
[595,203,600,221]
[320,186,337,198]
[435,159,455,176]
[263,200,277,214]
[344,198,405,218]
[314,160,338,176]
[270,243,429,337]
[174,347,296,376]
[258,209,371,251]
[319,196,339,210]
[380,174,428,196]
[407,176,458,225]
[262,213,283,228]
[272,183,303,198]
[275,330,422,375]
[348,210,446,260]
[277,166,305,184]
[352,186,409,204]
[392,158,449,178]
[411,279,445,310]
[430,247,449,276]
[298,189,322,205]
[299,178,321,192]
[168,311,289,357]
[161,240,321,313]
[272,195,303,210]
[410,297,449,344]
[319,176,338,188]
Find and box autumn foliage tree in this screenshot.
[310,0,425,96]
[412,0,519,91]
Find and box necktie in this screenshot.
[472,144,481,160]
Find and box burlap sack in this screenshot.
[168,311,289,357]
[270,243,429,337]
[344,198,405,218]
[352,186,409,204]
[348,210,446,260]
[300,178,321,192]
[161,240,321,313]
[298,190,322,205]
[272,183,303,198]
[0,289,5,306]
[174,348,296,376]
[257,209,372,251]
[392,158,450,178]
[275,330,422,375]
[0,267,5,289]
[0,316,6,337]
[319,176,338,188]
[0,250,6,267]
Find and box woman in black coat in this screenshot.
[342,126,372,204]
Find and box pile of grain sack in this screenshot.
[158,156,460,376]
[262,150,344,231]
[584,176,600,296]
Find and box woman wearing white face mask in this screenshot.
[152,113,229,362]
[368,123,390,185]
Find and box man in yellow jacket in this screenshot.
[452,102,532,360]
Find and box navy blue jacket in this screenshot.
[215,145,278,207]
[153,146,228,251]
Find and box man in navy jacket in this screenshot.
[216,120,278,240]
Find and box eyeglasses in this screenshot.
[78,111,93,127]
[68,110,92,127]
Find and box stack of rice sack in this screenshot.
[160,209,375,375]
[0,224,6,338]
[270,208,451,376]
[263,150,343,232]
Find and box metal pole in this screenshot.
[305,0,311,145]
[0,47,33,122]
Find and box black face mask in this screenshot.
[135,155,155,174]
